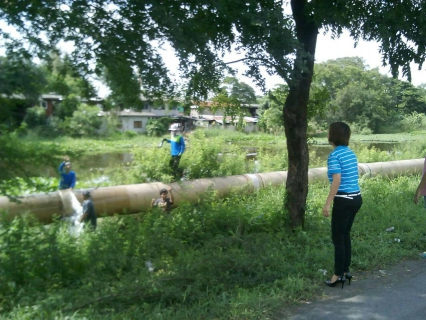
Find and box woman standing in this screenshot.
[323,122,362,288]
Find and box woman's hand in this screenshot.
[414,190,421,204]
[322,203,330,217]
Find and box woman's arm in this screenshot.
[323,173,341,217]
[414,173,426,204]
[168,188,174,204]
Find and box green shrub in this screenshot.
[61,103,102,137]
[108,133,257,185]
[400,112,426,132]
[349,121,373,135]
[181,135,253,179]
[100,113,121,137]
[146,118,175,137]
[23,106,47,128]
[55,94,80,120]
[124,130,138,138]
[0,175,424,319]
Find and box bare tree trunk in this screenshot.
[283,0,318,228]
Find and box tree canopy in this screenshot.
[0,52,47,128]
[310,57,426,133]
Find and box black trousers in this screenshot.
[331,193,362,276]
[169,155,182,178]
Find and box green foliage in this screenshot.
[99,112,121,137]
[0,133,73,197]
[4,0,426,228]
[0,52,46,130]
[0,53,46,101]
[61,104,102,137]
[348,120,374,135]
[23,106,47,128]
[0,176,57,196]
[210,94,245,131]
[399,112,426,132]
[257,84,287,134]
[4,130,426,198]
[351,144,394,163]
[181,134,253,179]
[255,147,288,172]
[221,77,257,104]
[0,175,424,318]
[114,132,255,184]
[55,94,80,120]
[43,53,97,98]
[208,77,258,133]
[311,57,426,134]
[145,118,175,137]
[124,130,138,138]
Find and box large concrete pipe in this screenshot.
[0,158,423,223]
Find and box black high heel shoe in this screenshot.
[345,273,353,285]
[325,276,346,289]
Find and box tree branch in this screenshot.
[225,56,278,68]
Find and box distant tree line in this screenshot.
[258,57,426,134]
[0,52,121,137]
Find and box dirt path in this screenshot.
[283,258,426,320]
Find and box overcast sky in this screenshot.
[1,20,425,97]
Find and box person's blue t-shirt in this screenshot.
[58,162,76,189]
[166,135,185,156]
[327,146,360,193]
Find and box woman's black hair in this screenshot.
[159,188,168,195]
[328,122,351,146]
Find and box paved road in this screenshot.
[285,259,426,320]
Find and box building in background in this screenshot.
[190,102,260,133]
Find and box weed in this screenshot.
[0,175,425,319]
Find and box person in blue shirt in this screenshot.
[323,122,362,289]
[58,156,76,190]
[161,124,185,179]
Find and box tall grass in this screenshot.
[0,174,425,319]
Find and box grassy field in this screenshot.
[0,174,425,319]
[1,130,426,318]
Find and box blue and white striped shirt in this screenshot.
[327,146,360,193]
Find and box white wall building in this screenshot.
[190,102,260,133]
[99,102,185,133]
